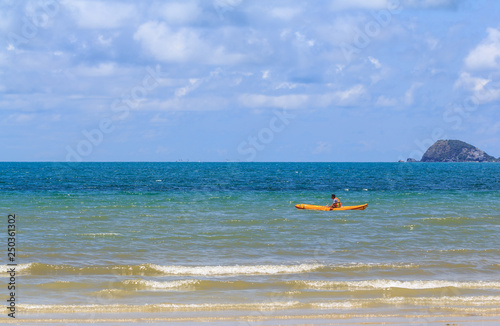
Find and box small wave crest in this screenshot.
[122,279,200,290]
[20,301,303,313]
[1,262,324,277]
[147,263,323,275]
[294,280,500,290]
[19,295,500,314]
[79,233,121,237]
[0,262,425,278]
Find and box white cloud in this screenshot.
[133,22,207,62]
[368,56,382,69]
[150,114,169,124]
[213,0,243,12]
[454,72,500,104]
[143,97,228,112]
[404,82,423,106]
[157,1,201,25]
[74,63,116,77]
[376,95,398,106]
[0,7,13,33]
[456,28,500,104]
[65,0,135,29]
[280,29,291,40]
[318,15,366,45]
[134,21,243,64]
[270,7,301,20]
[275,82,298,90]
[294,32,315,48]
[405,0,460,9]
[175,79,202,97]
[454,72,490,92]
[336,84,366,102]
[8,113,34,123]
[239,94,309,109]
[330,0,458,10]
[426,36,439,50]
[464,28,500,71]
[319,84,367,106]
[312,141,332,154]
[335,65,345,74]
[97,34,113,46]
[240,85,367,110]
[330,0,391,10]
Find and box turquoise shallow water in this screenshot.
[0,162,499,320]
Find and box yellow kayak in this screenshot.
[295,203,368,211]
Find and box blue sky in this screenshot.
[1,0,500,162]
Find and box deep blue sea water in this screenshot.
[0,162,499,321]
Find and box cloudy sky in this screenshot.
[2,0,500,162]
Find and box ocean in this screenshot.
[1,162,499,323]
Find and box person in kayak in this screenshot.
[328,194,341,208]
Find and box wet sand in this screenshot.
[4,313,500,325]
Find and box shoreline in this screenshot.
[3,313,500,325]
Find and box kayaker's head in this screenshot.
[331,194,336,199]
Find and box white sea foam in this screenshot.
[334,262,418,270]
[80,233,121,236]
[147,263,323,275]
[312,301,359,309]
[123,279,199,289]
[382,295,500,305]
[298,280,500,290]
[20,301,303,313]
[1,262,421,277]
[0,263,34,276]
[18,295,500,314]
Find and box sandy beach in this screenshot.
[4,313,500,325]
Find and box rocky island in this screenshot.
[419,140,499,162]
